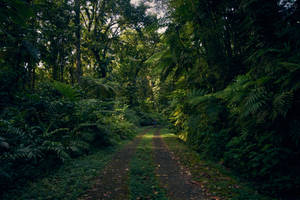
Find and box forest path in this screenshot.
[78,128,148,200]
[152,128,205,200]
[79,127,205,200]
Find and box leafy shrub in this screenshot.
[185,95,230,160]
[0,81,137,197]
[124,108,141,125]
[170,70,300,196]
[136,110,164,126]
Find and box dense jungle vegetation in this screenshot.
[0,0,299,199]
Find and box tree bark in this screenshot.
[75,0,82,83]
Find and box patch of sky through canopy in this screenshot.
[130,0,168,33]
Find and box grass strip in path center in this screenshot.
[78,127,150,200]
[129,128,168,200]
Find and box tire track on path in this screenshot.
[78,128,149,200]
[152,128,205,200]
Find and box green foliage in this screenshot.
[2,144,123,200]
[79,77,115,99]
[152,0,300,197]
[164,71,300,195]
[137,111,160,126]
[0,81,138,197]
[52,81,80,101]
[124,108,141,125]
[186,95,230,160]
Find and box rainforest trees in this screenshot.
[147,0,300,197]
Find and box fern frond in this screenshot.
[52,81,79,101]
[1,145,43,161]
[41,141,70,162]
[242,87,268,117]
[272,91,293,119]
[67,140,90,153]
[72,123,97,134]
[44,128,69,137]
[80,77,115,99]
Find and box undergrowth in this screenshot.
[2,140,131,200]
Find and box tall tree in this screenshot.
[75,0,82,83]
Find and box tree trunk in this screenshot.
[75,0,82,83]
[69,64,75,85]
[31,67,35,90]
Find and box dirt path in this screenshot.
[78,131,145,200]
[152,128,205,200]
[78,127,205,200]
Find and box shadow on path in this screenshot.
[152,128,205,200]
[78,129,148,200]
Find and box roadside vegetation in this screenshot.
[2,143,127,200]
[160,128,274,200]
